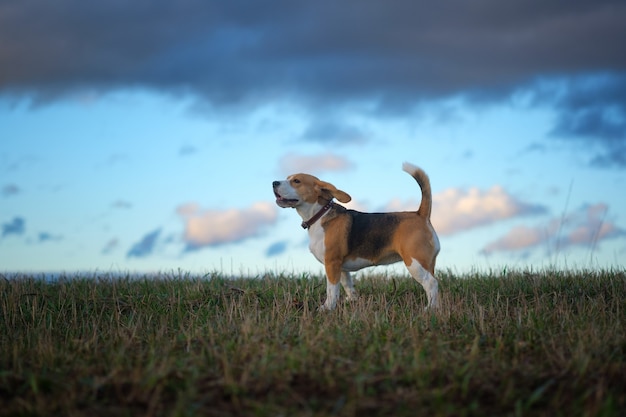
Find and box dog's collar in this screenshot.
[301,200,333,229]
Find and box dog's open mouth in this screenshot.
[274,191,298,207]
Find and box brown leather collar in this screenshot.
[301,200,333,229]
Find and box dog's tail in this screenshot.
[402,162,433,219]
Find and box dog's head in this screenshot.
[272,173,351,208]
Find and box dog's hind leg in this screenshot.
[406,258,439,309]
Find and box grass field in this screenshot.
[1,269,625,416]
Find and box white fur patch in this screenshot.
[402,161,419,175]
[307,222,326,264]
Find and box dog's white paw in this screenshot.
[318,299,340,311]
[424,299,440,312]
[317,303,332,312]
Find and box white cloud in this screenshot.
[177,202,278,250]
[433,186,547,235]
[279,152,352,176]
[384,185,547,236]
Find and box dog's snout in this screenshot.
[272,181,281,188]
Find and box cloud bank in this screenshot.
[1,1,624,165]
[2,1,623,106]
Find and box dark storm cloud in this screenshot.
[127,228,161,258]
[2,0,624,103]
[1,1,625,155]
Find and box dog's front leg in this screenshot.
[319,262,342,311]
[319,280,340,311]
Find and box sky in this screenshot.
[1,0,626,276]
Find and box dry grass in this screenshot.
[1,269,625,416]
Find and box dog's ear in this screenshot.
[315,180,352,203]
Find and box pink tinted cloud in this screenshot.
[177,202,278,250]
[482,203,626,255]
[481,226,548,255]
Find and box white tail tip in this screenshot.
[402,162,419,174]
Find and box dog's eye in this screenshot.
[293,179,301,184]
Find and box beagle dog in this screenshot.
[272,162,440,311]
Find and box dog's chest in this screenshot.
[307,223,326,264]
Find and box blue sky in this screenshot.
[1,1,626,275]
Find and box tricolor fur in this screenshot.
[272,162,440,310]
